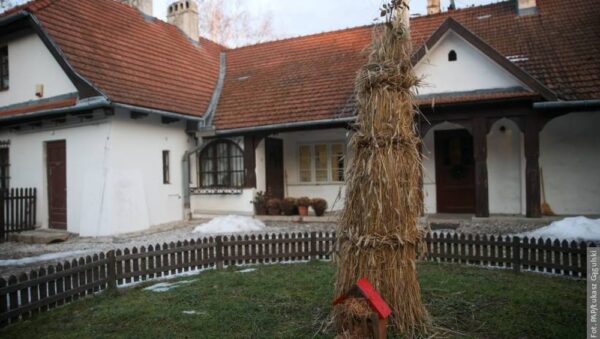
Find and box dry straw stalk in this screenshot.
[333,0,430,336]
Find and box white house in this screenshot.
[0,0,598,237]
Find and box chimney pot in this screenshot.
[517,0,538,16]
[427,0,441,15]
[167,0,200,42]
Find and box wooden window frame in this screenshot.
[162,150,170,184]
[297,142,346,184]
[0,145,9,190]
[0,46,8,91]
[199,140,244,189]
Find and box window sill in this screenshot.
[290,182,345,186]
[191,187,244,195]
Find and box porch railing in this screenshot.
[0,188,37,241]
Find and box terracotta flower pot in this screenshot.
[298,206,309,216]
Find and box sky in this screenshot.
[155,0,498,42]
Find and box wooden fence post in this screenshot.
[0,189,4,241]
[215,236,224,269]
[310,232,317,261]
[107,250,117,289]
[512,237,521,273]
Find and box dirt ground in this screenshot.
[0,216,552,277]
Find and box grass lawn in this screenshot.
[0,261,584,338]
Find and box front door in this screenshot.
[435,130,476,214]
[265,138,284,199]
[47,140,67,230]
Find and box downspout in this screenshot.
[182,52,227,218]
[182,140,209,220]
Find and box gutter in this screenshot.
[214,116,356,136]
[533,100,600,111]
[111,103,205,122]
[199,52,227,128]
[0,10,28,26]
[0,96,109,123]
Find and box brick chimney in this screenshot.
[167,0,200,42]
[427,0,441,15]
[516,0,538,16]
[121,0,153,17]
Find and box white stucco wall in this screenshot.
[280,129,351,211]
[487,119,524,214]
[80,112,193,236]
[1,111,195,237]
[540,112,600,215]
[0,33,77,107]
[1,118,111,233]
[414,31,527,95]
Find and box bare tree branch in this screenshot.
[195,0,274,47]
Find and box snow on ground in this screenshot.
[518,217,600,241]
[237,268,256,273]
[143,279,196,293]
[193,215,266,234]
[0,250,90,267]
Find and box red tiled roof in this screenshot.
[9,0,223,117]
[0,96,77,117]
[214,0,600,129]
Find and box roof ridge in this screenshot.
[229,0,513,51]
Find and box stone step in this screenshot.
[8,229,73,244]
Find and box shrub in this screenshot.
[310,198,328,216]
[297,197,311,207]
[281,198,297,216]
[266,198,282,215]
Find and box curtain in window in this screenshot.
[315,144,328,182]
[299,145,312,182]
[199,140,244,188]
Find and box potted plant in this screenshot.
[311,198,328,217]
[281,197,297,216]
[266,198,282,216]
[297,197,311,216]
[251,191,267,215]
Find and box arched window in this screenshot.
[448,50,457,62]
[199,140,244,188]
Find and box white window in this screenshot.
[298,143,345,183]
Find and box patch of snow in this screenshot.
[237,268,256,273]
[518,216,600,241]
[192,215,266,234]
[118,267,215,289]
[182,310,207,315]
[0,250,90,267]
[143,279,196,293]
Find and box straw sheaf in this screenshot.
[333,5,431,337]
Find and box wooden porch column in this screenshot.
[243,136,258,188]
[524,114,542,218]
[472,116,489,217]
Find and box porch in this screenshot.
[186,99,600,219]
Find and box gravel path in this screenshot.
[0,220,336,277]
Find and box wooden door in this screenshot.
[435,130,476,214]
[47,140,67,230]
[265,138,284,199]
